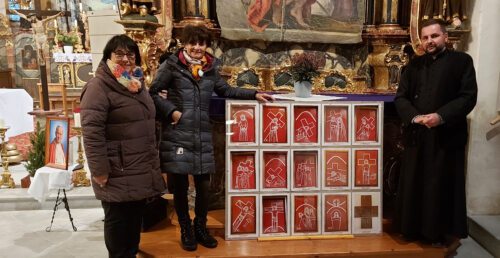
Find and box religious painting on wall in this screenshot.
[353,148,380,189]
[226,194,259,239]
[292,104,319,145]
[228,150,258,192]
[352,104,382,145]
[292,194,320,235]
[292,150,319,191]
[227,102,258,146]
[44,117,70,170]
[322,104,350,145]
[261,150,289,191]
[261,194,289,236]
[352,192,382,234]
[322,193,350,234]
[261,103,289,146]
[216,0,365,43]
[322,149,350,189]
[15,32,40,79]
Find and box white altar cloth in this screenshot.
[27,165,78,202]
[0,89,34,141]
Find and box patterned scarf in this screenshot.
[181,49,207,80]
[106,59,144,93]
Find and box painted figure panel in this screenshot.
[231,151,257,190]
[230,195,257,234]
[293,106,319,144]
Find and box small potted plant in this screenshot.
[289,52,325,97]
[56,31,79,53]
[23,121,45,187]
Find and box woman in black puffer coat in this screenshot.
[149,26,273,251]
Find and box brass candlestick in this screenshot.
[72,127,90,187]
[0,127,15,188]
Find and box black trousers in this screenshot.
[101,199,146,258]
[169,173,210,222]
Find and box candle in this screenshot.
[79,2,83,10]
[74,20,78,28]
[74,113,81,127]
[112,4,116,11]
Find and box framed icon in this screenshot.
[227,150,259,192]
[260,149,290,191]
[226,101,259,146]
[322,193,351,234]
[260,103,290,146]
[322,104,350,145]
[352,192,382,235]
[44,116,70,170]
[352,148,381,189]
[260,194,290,237]
[352,103,383,145]
[291,149,320,191]
[292,193,320,235]
[322,148,350,190]
[226,194,259,239]
[292,104,320,145]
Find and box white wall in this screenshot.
[465,0,500,215]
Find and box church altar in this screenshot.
[52,53,93,89]
[0,89,34,141]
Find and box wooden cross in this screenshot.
[11,0,71,111]
[14,0,71,31]
[354,195,379,229]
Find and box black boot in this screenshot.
[179,219,197,251]
[194,217,218,248]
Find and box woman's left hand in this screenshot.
[255,93,274,102]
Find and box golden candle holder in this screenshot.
[0,126,15,188]
[72,127,90,187]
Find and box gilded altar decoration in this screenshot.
[313,70,355,93]
[0,126,15,188]
[384,44,409,90]
[228,67,264,90]
[117,0,164,86]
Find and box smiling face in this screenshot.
[184,41,207,60]
[421,24,448,55]
[110,48,136,73]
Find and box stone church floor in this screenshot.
[0,164,494,258]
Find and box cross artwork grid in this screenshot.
[231,106,256,143]
[262,105,287,143]
[263,151,287,189]
[294,106,318,143]
[231,196,256,234]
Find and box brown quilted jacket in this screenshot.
[80,61,165,202]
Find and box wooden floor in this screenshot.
[139,210,454,258]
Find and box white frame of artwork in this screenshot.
[259,193,291,237]
[226,193,260,240]
[259,102,291,146]
[260,149,291,192]
[291,148,321,191]
[291,103,322,146]
[291,193,321,236]
[351,102,383,146]
[321,103,351,146]
[351,147,382,190]
[351,191,382,235]
[321,192,351,235]
[227,149,260,193]
[321,148,351,190]
[226,100,260,147]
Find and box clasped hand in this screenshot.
[414,113,442,128]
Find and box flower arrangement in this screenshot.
[289,52,325,82]
[56,31,79,46]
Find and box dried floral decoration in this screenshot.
[289,52,325,82]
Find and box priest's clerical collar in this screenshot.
[431,47,447,60]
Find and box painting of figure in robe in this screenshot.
[217,0,365,43]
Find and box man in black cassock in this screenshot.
[394,19,477,245]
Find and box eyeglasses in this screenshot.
[113,51,135,60]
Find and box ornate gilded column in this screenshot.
[380,0,402,30]
[174,0,216,28]
[117,0,164,86]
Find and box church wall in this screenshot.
[465,0,500,215]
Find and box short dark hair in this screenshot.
[420,19,447,34]
[101,34,141,66]
[180,25,212,47]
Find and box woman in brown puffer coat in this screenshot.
[80,35,165,258]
